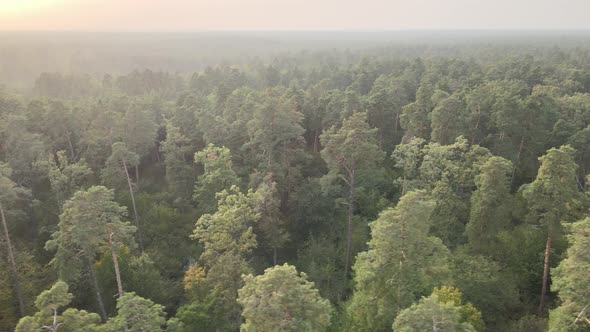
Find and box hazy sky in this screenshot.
[1,0,589,31]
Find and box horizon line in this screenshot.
[2,28,590,34]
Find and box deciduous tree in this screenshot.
[238,263,332,332]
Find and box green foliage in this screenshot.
[160,120,194,204]
[252,175,289,263]
[245,88,306,187]
[450,250,520,327]
[193,144,240,214]
[393,137,492,247]
[431,92,469,145]
[466,156,513,256]
[15,281,101,332]
[347,191,450,331]
[549,218,590,331]
[400,80,434,140]
[6,35,590,331]
[101,292,167,332]
[522,145,583,235]
[34,151,93,209]
[96,248,172,314]
[392,294,477,332]
[191,186,259,327]
[46,186,136,280]
[320,112,384,182]
[297,235,345,302]
[170,292,227,332]
[238,263,332,332]
[431,286,484,332]
[504,315,548,332]
[391,137,425,194]
[101,142,140,189]
[119,103,158,160]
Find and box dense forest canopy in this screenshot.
[0,32,590,331]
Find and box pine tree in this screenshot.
[45,186,137,320]
[522,145,585,314]
[320,112,384,277]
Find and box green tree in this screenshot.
[366,75,409,152]
[160,120,194,204]
[191,186,259,327]
[253,175,289,265]
[549,218,590,331]
[391,137,426,195]
[15,281,101,332]
[416,138,492,247]
[320,112,384,277]
[0,114,46,186]
[118,102,158,183]
[431,286,484,331]
[102,142,143,251]
[101,292,166,332]
[521,145,585,314]
[35,150,92,210]
[347,191,450,332]
[193,144,239,214]
[392,293,477,332]
[245,88,306,208]
[0,163,26,317]
[450,250,520,328]
[466,156,513,256]
[238,263,332,332]
[400,80,434,140]
[431,92,469,145]
[45,186,137,320]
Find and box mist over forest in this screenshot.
[1,31,590,331]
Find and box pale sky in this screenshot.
[0,0,589,31]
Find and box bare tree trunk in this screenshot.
[123,160,144,253]
[0,202,25,317]
[135,165,140,187]
[108,232,124,298]
[273,247,277,266]
[344,171,355,278]
[539,231,552,315]
[154,142,162,163]
[313,130,320,154]
[87,257,107,321]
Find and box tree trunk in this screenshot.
[66,133,76,162]
[87,257,107,321]
[154,143,161,163]
[344,171,355,278]
[123,160,144,253]
[0,202,25,317]
[313,130,320,154]
[538,231,552,315]
[135,165,140,187]
[273,246,277,266]
[511,136,525,186]
[108,232,124,298]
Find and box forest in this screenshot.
[0,32,590,331]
